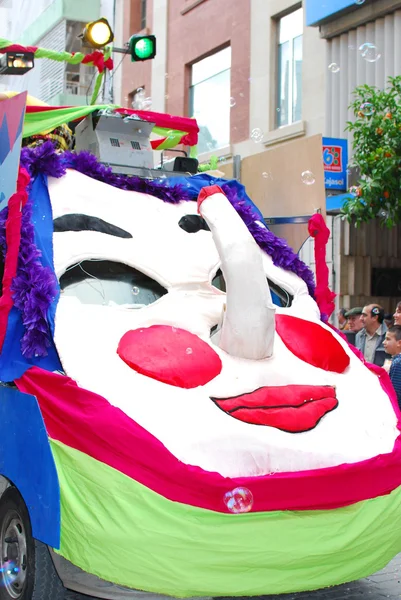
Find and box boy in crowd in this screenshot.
[383,325,401,409]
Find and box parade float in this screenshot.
[0,34,401,600]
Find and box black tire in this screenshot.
[0,487,65,600]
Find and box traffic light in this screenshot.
[80,18,114,49]
[129,35,156,62]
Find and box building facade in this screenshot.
[307,0,401,313]
[1,0,400,312]
[115,0,401,314]
[0,0,115,105]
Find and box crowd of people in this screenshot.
[337,301,401,409]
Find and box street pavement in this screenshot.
[65,553,401,599]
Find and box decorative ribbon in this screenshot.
[22,105,199,151]
[0,38,114,73]
[0,168,30,354]
[308,213,336,320]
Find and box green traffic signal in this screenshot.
[129,35,156,61]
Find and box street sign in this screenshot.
[322,137,348,191]
[306,0,357,26]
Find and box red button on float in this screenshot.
[275,314,350,373]
[117,325,222,388]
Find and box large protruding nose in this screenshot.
[198,185,275,360]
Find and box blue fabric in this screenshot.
[0,386,60,548]
[164,174,265,220]
[0,174,61,381]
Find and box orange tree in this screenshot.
[344,76,401,227]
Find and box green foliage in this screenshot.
[343,76,401,228]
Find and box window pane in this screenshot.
[191,66,230,154]
[292,34,302,123]
[191,47,231,86]
[279,8,303,43]
[277,8,303,128]
[277,40,290,127]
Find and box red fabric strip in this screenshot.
[0,44,38,54]
[308,214,336,319]
[0,169,30,352]
[115,108,199,136]
[25,106,73,113]
[15,366,401,513]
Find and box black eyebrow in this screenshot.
[53,214,133,239]
[179,215,210,233]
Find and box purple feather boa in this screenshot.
[0,197,58,358]
[12,199,58,358]
[4,142,315,358]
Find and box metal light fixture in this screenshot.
[0,51,34,75]
[80,17,114,49]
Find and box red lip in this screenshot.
[211,385,338,433]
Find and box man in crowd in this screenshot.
[337,308,349,331]
[344,307,364,333]
[357,304,389,367]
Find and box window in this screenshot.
[140,0,147,30]
[189,47,231,154]
[276,7,303,128]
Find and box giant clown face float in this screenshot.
[3,144,401,598]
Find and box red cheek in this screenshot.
[117,325,222,388]
[275,315,350,373]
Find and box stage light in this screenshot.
[80,18,114,49]
[129,35,156,61]
[0,52,34,75]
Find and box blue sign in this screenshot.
[306,0,358,26]
[322,137,348,191]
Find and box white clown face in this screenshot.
[48,170,398,478]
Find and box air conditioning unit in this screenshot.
[75,111,155,172]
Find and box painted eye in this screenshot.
[60,260,167,308]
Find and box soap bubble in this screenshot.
[328,62,340,73]
[185,347,193,355]
[229,97,236,107]
[359,101,375,116]
[224,487,254,513]
[359,42,381,62]
[262,171,270,179]
[301,170,316,185]
[132,286,139,296]
[349,185,359,194]
[251,128,264,143]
